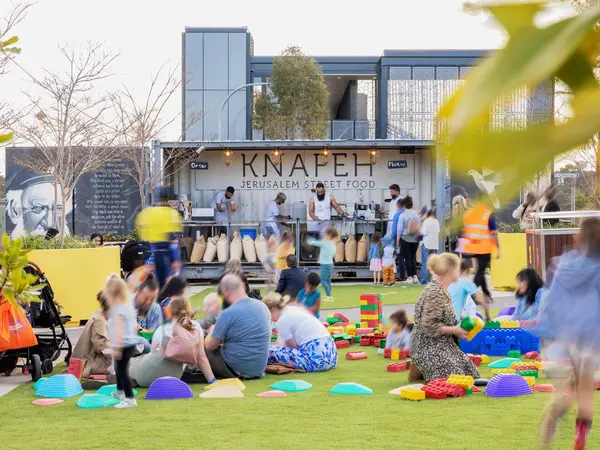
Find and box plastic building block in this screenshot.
[484,320,501,329]
[332,334,345,342]
[485,374,533,398]
[426,379,465,397]
[354,336,361,344]
[468,355,482,366]
[511,363,538,372]
[525,351,540,359]
[401,388,426,401]
[35,374,83,399]
[522,376,535,387]
[389,384,425,395]
[447,375,475,390]
[356,328,374,335]
[465,388,473,395]
[328,326,344,335]
[532,384,556,393]
[387,362,410,372]
[461,316,484,341]
[421,385,447,399]
[330,382,373,395]
[480,354,489,364]
[332,313,349,323]
[472,386,481,393]
[379,339,387,349]
[461,316,476,331]
[204,378,246,391]
[270,380,312,392]
[199,387,244,398]
[346,325,356,336]
[96,384,138,397]
[488,358,522,369]
[335,340,350,349]
[491,368,515,376]
[384,348,392,358]
[400,349,410,359]
[391,349,400,360]
[77,394,119,409]
[326,317,343,325]
[359,336,371,346]
[500,320,519,329]
[146,377,194,400]
[32,398,64,406]
[257,390,287,398]
[507,350,521,358]
[346,352,368,360]
[516,370,538,378]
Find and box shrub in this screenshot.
[20,235,94,250]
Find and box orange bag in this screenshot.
[0,300,38,352]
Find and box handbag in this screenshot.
[163,320,201,365]
[0,299,38,352]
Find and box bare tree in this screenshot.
[12,42,124,246]
[111,63,202,208]
[0,1,32,75]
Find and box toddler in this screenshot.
[385,310,411,350]
[275,232,295,284]
[381,235,396,287]
[106,275,138,409]
[448,260,491,323]
[198,292,221,332]
[368,232,383,284]
[307,227,338,302]
[297,272,322,318]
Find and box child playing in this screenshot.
[307,227,338,302]
[198,292,221,333]
[105,275,138,409]
[539,217,600,449]
[381,235,396,287]
[275,231,295,284]
[448,260,491,323]
[368,232,383,285]
[385,310,411,350]
[297,272,322,318]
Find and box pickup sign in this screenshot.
[388,160,408,169]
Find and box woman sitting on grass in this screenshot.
[409,253,480,383]
[129,296,215,387]
[263,292,337,372]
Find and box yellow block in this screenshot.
[29,247,120,323]
[480,354,490,364]
[204,378,246,391]
[491,368,515,376]
[491,233,527,290]
[360,322,368,328]
[360,300,367,305]
[500,320,519,329]
[327,327,344,335]
[346,325,356,335]
[401,388,425,401]
[522,376,535,387]
[447,375,474,390]
[360,314,379,320]
[466,317,485,341]
[391,349,400,360]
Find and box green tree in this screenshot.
[0,234,44,307]
[253,45,329,140]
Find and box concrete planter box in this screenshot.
[490,233,527,291]
[28,247,120,324]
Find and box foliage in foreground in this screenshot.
[0,234,44,306]
[20,235,94,250]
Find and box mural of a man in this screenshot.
[6,175,73,238]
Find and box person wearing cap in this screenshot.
[6,175,73,239]
[265,192,287,238]
[210,186,237,235]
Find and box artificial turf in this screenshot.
[1,346,599,449]
[189,283,424,311]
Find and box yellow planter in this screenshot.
[490,233,527,290]
[28,247,120,324]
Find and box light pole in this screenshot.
[218,82,268,141]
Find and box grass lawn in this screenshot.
[1,346,599,449]
[189,283,424,311]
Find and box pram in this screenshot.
[0,262,73,381]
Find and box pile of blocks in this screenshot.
[460,328,541,357]
[360,294,383,328]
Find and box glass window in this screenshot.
[184,33,203,90]
[436,67,459,80]
[389,67,411,80]
[184,91,203,140]
[203,90,229,140]
[460,66,473,80]
[228,90,247,141]
[229,33,247,88]
[413,67,435,80]
[203,33,228,90]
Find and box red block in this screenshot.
[383,348,392,359]
[346,352,368,360]
[335,340,350,349]
[472,386,481,393]
[356,328,375,335]
[67,358,85,381]
[400,349,410,360]
[359,336,371,346]
[421,385,447,399]
[387,362,410,372]
[360,294,379,302]
[371,338,383,348]
[425,379,465,397]
[525,351,540,360]
[447,385,466,397]
[468,355,482,366]
[333,313,349,324]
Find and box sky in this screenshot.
[0,0,576,172]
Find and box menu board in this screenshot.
[74,161,142,236]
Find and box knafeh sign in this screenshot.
[193,150,414,191]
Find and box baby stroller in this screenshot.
[0,262,72,381]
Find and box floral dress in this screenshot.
[410,281,480,382]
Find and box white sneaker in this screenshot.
[404,278,413,284]
[322,296,334,302]
[413,276,419,284]
[112,389,125,401]
[114,398,137,409]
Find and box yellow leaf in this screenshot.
[466,1,545,37]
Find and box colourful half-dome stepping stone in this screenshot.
[330,382,373,395]
[96,384,138,397]
[32,378,49,390]
[32,398,63,406]
[35,374,83,399]
[533,384,556,393]
[486,374,533,398]
[199,386,244,398]
[270,380,312,392]
[146,377,194,400]
[77,394,119,409]
[257,390,287,398]
[488,358,522,369]
[204,378,246,391]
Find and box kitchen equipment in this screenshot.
[369,202,380,211]
[292,202,307,220]
[192,208,215,221]
[354,203,368,211]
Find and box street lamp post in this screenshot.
[218,82,268,141]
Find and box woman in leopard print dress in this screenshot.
[409,253,480,382]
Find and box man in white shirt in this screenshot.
[386,184,401,236]
[308,183,347,235]
[265,193,287,238]
[210,186,237,234]
[419,208,440,285]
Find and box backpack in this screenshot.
[407,217,421,235]
[163,320,202,365]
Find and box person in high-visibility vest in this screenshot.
[462,203,501,303]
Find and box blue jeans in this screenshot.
[320,264,333,297]
[420,247,437,284]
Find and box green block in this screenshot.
[507,350,521,358]
[461,317,475,332]
[270,335,277,343]
[332,334,345,342]
[465,388,473,395]
[354,336,361,344]
[326,317,342,325]
[379,339,387,349]
[517,370,538,378]
[355,323,362,328]
[360,304,379,311]
[484,321,500,329]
